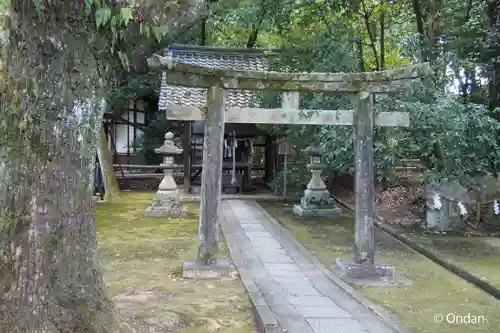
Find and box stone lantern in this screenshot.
[293,146,341,217]
[145,132,187,217]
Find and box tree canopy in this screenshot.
[131,0,500,192]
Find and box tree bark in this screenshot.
[360,0,380,70]
[356,38,366,72]
[246,0,267,48]
[487,0,500,112]
[427,1,442,63]
[0,3,125,332]
[380,0,385,70]
[411,0,427,61]
[97,125,121,202]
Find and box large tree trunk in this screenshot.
[97,125,121,202]
[0,3,125,332]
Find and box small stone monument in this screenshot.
[145,132,187,217]
[293,146,341,217]
[425,182,468,231]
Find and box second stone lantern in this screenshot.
[293,146,341,217]
[145,132,187,217]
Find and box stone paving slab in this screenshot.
[279,283,322,297]
[287,295,337,307]
[260,254,294,263]
[253,248,288,255]
[220,200,402,333]
[241,224,267,231]
[263,263,299,271]
[272,276,312,284]
[295,305,351,318]
[307,318,368,333]
[250,238,283,249]
[268,269,306,278]
[245,231,274,238]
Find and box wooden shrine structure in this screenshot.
[157,44,276,194]
[147,49,431,276]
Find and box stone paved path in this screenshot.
[220,200,402,333]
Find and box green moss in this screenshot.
[400,233,500,288]
[95,192,254,333]
[261,202,500,333]
[461,257,500,287]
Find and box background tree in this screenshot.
[201,0,500,192]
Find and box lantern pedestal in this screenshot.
[293,146,341,217]
[145,189,186,217]
[293,204,341,217]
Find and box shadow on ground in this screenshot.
[95,192,256,333]
[261,201,500,333]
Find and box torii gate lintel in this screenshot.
[147,54,431,93]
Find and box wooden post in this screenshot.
[354,91,375,265]
[278,140,293,201]
[197,84,226,265]
[280,93,298,201]
[183,121,192,194]
[231,131,237,185]
[264,135,274,185]
[283,154,288,200]
[246,139,253,189]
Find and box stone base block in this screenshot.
[223,184,240,194]
[144,206,187,217]
[182,259,233,279]
[293,204,341,217]
[425,209,464,232]
[242,186,257,194]
[336,259,395,279]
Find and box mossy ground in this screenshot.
[95,192,255,333]
[260,202,500,333]
[400,232,500,288]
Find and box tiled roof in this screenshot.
[158,44,274,111]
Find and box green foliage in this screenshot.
[80,0,200,72]
[243,0,499,189]
[269,161,309,198]
[107,73,160,115]
[95,7,112,28]
[89,0,499,191]
[132,116,182,165]
[266,83,500,190]
[401,88,500,184]
[132,117,168,165]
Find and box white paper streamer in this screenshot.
[433,194,442,210]
[457,202,467,216]
[494,200,500,215]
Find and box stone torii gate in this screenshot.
[147,54,431,278]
